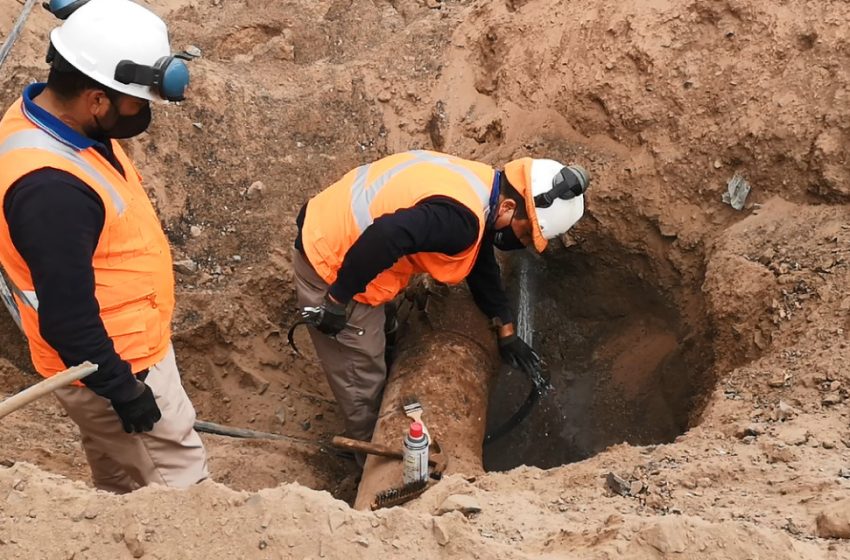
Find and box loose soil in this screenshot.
[1,0,849,558]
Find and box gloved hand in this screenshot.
[498,334,542,376]
[112,382,162,434]
[315,292,348,336]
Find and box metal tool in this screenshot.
[401,395,431,440]
[330,435,447,479]
[371,479,428,510]
[287,306,365,356]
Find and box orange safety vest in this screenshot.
[0,98,175,378]
[302,150,495,305]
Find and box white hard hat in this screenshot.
[504,157,590,252]
[48,0,188,101]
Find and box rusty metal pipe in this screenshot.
[354,288,498,510]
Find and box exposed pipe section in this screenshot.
[353,287,498,510]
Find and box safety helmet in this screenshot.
[46,0,190,101]
[503,157,589,252]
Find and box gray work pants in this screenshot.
[292,249,387,443]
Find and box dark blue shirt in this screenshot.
[2,84,139,402]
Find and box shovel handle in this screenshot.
[0,362,98,421]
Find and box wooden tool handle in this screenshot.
[0,362,98,421]
[331,436,403,460]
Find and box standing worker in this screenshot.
[0,0,207,492]
[293,150,588,448]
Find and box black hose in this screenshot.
[484,373,550,445]
[0,0,39,71]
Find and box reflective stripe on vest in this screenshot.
[349,150,491,233]
[0,129,127,215]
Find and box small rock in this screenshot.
[258,540,268,550]
[123,535,144,559]
[432,518,450,546]
[301,420,311,431]
[355,536,369,547]
[84,509,98,520]
[246,181,265,200]
[606,472,631,496]
[735,424,764,439]
[640,517,687,553]
[777,400,797,421]
[838,468,850,479]
[328,511,347,532]
[816,498,850,539]
[376,89,392,102]
[630,480,644,495]
[777,426,809,446]
[823,440,836,449]
[274,407,287,426]
[190,225,203,238]
[436,494,482,516]
[232,255,242,263]
[192,122,203,130]
[822,393,844,406]
[185,45,202,58]
[713,159,723,169]
[173,259,198,275]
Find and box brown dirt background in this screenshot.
[1,0,849,558]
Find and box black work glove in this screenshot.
[498,334,542,376]
[112,382,162,434]
[315,292,348,336]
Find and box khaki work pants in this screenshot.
[53,345,208,493]
[292,249,387,443]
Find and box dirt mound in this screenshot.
[1,0,850,557]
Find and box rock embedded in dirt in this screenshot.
[777,400,798,421]
[821,392,844,406]
[436,494,482,516]
[776,426,809,446]
[432,517,450,546]
[605,472,631,496]
[173,259,199,275]
[190,225,202,238]
[735,424,764,439]
[816,498,850,539]
[246,181,265,200]
[639,517,688,553]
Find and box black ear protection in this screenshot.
[533,166,590,208]
[42,0,90,20]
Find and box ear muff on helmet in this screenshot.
[43,0,91,20]
[114,55,191,102]
[533,165,590,209]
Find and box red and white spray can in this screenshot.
[402,421,429,484]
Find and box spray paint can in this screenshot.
[402,421,429,484]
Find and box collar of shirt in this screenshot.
[487,170,502,227]
[22,82,103,151]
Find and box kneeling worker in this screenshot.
[293,150,589,446]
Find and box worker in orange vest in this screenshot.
[294,150,588,450]
[0,0,207,491]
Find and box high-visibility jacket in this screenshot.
[302,150,495,305]
[0,98,175,378]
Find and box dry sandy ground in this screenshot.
[1,0,849,558]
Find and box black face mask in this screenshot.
[493,213,526,252]
[91,101,152,140]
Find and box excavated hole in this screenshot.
[484,241,716,471]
